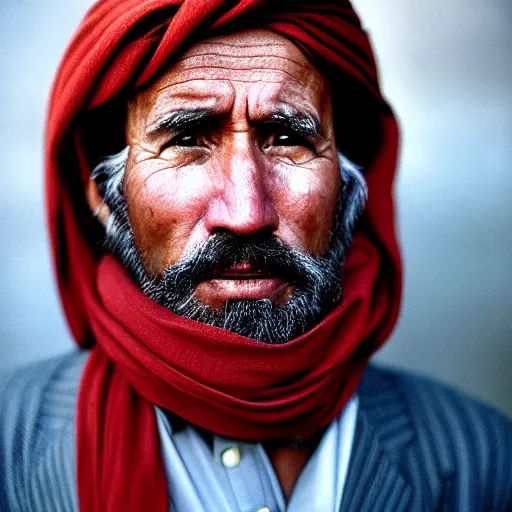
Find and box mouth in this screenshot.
[194,262,290,307]
[212,262,274,280]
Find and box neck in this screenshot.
[263,431,324,500]
[266,446,312,499]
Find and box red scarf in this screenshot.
[45,1,401,510]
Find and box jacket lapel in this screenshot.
[339,365,418,511]
[339,410,413,511]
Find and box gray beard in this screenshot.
[92,148,367,344]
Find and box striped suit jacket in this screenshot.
[0,351,511,511]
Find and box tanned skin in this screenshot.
[88,29,341,498]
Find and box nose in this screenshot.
[204,144,279,236]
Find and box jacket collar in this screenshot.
[340,407,413,510]
[340,365,416,510]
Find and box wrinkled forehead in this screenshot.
[128,29,329,125]
[171,29,320,85]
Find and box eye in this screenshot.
[273,133,302,146]
[265,131,315,152]
[163,131,205,149]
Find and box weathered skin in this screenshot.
[126,29,339,305]
[88,29,342,496]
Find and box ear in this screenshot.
[86,178,110,225]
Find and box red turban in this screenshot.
[45,0,401,510]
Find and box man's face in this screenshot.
[124,29,340,308]
[90,29,366,343]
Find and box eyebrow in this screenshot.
[146,106,323,139]
[147,109,212,137]
[264,108,322,138]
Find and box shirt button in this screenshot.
[221,446,241,468]
[256,508,271,512]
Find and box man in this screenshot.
[0,0,511,510]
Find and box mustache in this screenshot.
[138,228,343,342]
[154,229,331,291]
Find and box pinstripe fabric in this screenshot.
[0,353,82,512]
[1,351,511,511]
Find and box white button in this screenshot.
[256,508,271,512]
[221,446,241,468]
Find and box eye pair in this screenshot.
[165,130,315,152]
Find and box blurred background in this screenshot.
[0,0,511,415]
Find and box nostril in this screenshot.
[240,226,276,244]
[210,226,276,244]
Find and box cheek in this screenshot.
[124,160,213,272]
[274,164,340,254]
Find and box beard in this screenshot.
[93,149,366,344]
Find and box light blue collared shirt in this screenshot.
[155,395,358,512]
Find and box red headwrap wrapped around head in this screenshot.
[45,1,401,510]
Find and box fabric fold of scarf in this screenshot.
[45,1,401,510]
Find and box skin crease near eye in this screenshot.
[121,28,341,309]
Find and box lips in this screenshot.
[195,262,289,307]
[212,262,273,280]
